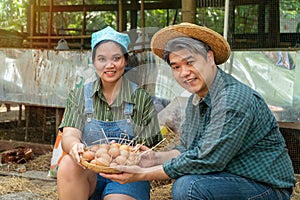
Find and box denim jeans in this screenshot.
[172,172,292,200]
[89,174,150,200]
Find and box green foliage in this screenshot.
[234,5,259,34]
[196,7,225,33]
[0,0,299,35]
[0,0,29,31]
[280,0,300,19]
[141,9,180,27]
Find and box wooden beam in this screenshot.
[33,1,181,13]
[278,122,300,130]
[232,0,268,6]
[0,140,53,155]
[27,35,91,39]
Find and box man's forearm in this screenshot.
[143,165,170,181]
[155,149,180,165]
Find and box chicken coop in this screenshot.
[0,0,299,176]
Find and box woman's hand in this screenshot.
[69,142,85,163]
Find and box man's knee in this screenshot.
[172,175,205,200]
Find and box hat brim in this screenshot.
[150,23,231,65]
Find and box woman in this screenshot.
[57,26,162,200]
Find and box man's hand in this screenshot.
[100,165,144,184]
[138,146,158,167]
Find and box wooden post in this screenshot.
[37,0,40,34]
[18,105,22,127]
[118,0,123,31]
[30,4,35,48]
[25,106,29,142]
[268,0,280,48]
[82,0,86,50]
[48,0,53,49]
[141,0,145,29]
[141,0,145,50]
[181,0,196,23]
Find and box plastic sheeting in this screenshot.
[0,48,299,122]
[0,49,94,108]
[222,51,300,122]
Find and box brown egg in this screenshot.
[82,150,95,161]
[99,143,109,150]
[109,162,118,167]
[89,145,99,152]
[115,155,127,165]
[95,148,108,158]
[95,157,110,167]
[119,144,130,151]
[120,149,129,158]
[129,152,137,157]
[110,143,121,149]
[90,159,97,164]
[127,155,136,161]
[100,153,111,162]
[108,147,120,158]
[126,159,135,166]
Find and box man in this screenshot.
[101,22,296,200]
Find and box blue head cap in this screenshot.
[91,26,130,52]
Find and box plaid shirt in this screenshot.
[163,68,296,188]
[60,74,162,147]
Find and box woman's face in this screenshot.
[93,41,127,85]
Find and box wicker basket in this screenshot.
[0,29,24,48]
[80,157,122,174]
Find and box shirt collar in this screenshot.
[92,75,135,106]
[192,94,204,105]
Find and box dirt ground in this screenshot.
[0,105,299,200]
[0,152,174,200]
[0,152,299,200]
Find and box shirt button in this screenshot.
[105,119,109,121]
[106,107,110,111]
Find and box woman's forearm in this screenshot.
[61,127,82,153]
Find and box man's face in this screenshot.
[168,48,216,97]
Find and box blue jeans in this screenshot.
[172,172,292,200]
[90,174,150,200]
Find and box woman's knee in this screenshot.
[57,155,84,179]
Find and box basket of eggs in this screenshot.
[80,141,142,174]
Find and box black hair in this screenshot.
[163,37,211,65]
[92,40,129,62]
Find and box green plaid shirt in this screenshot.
[60,75,162,147]
[163,68,296,188]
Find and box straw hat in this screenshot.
[151,22,230,65]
